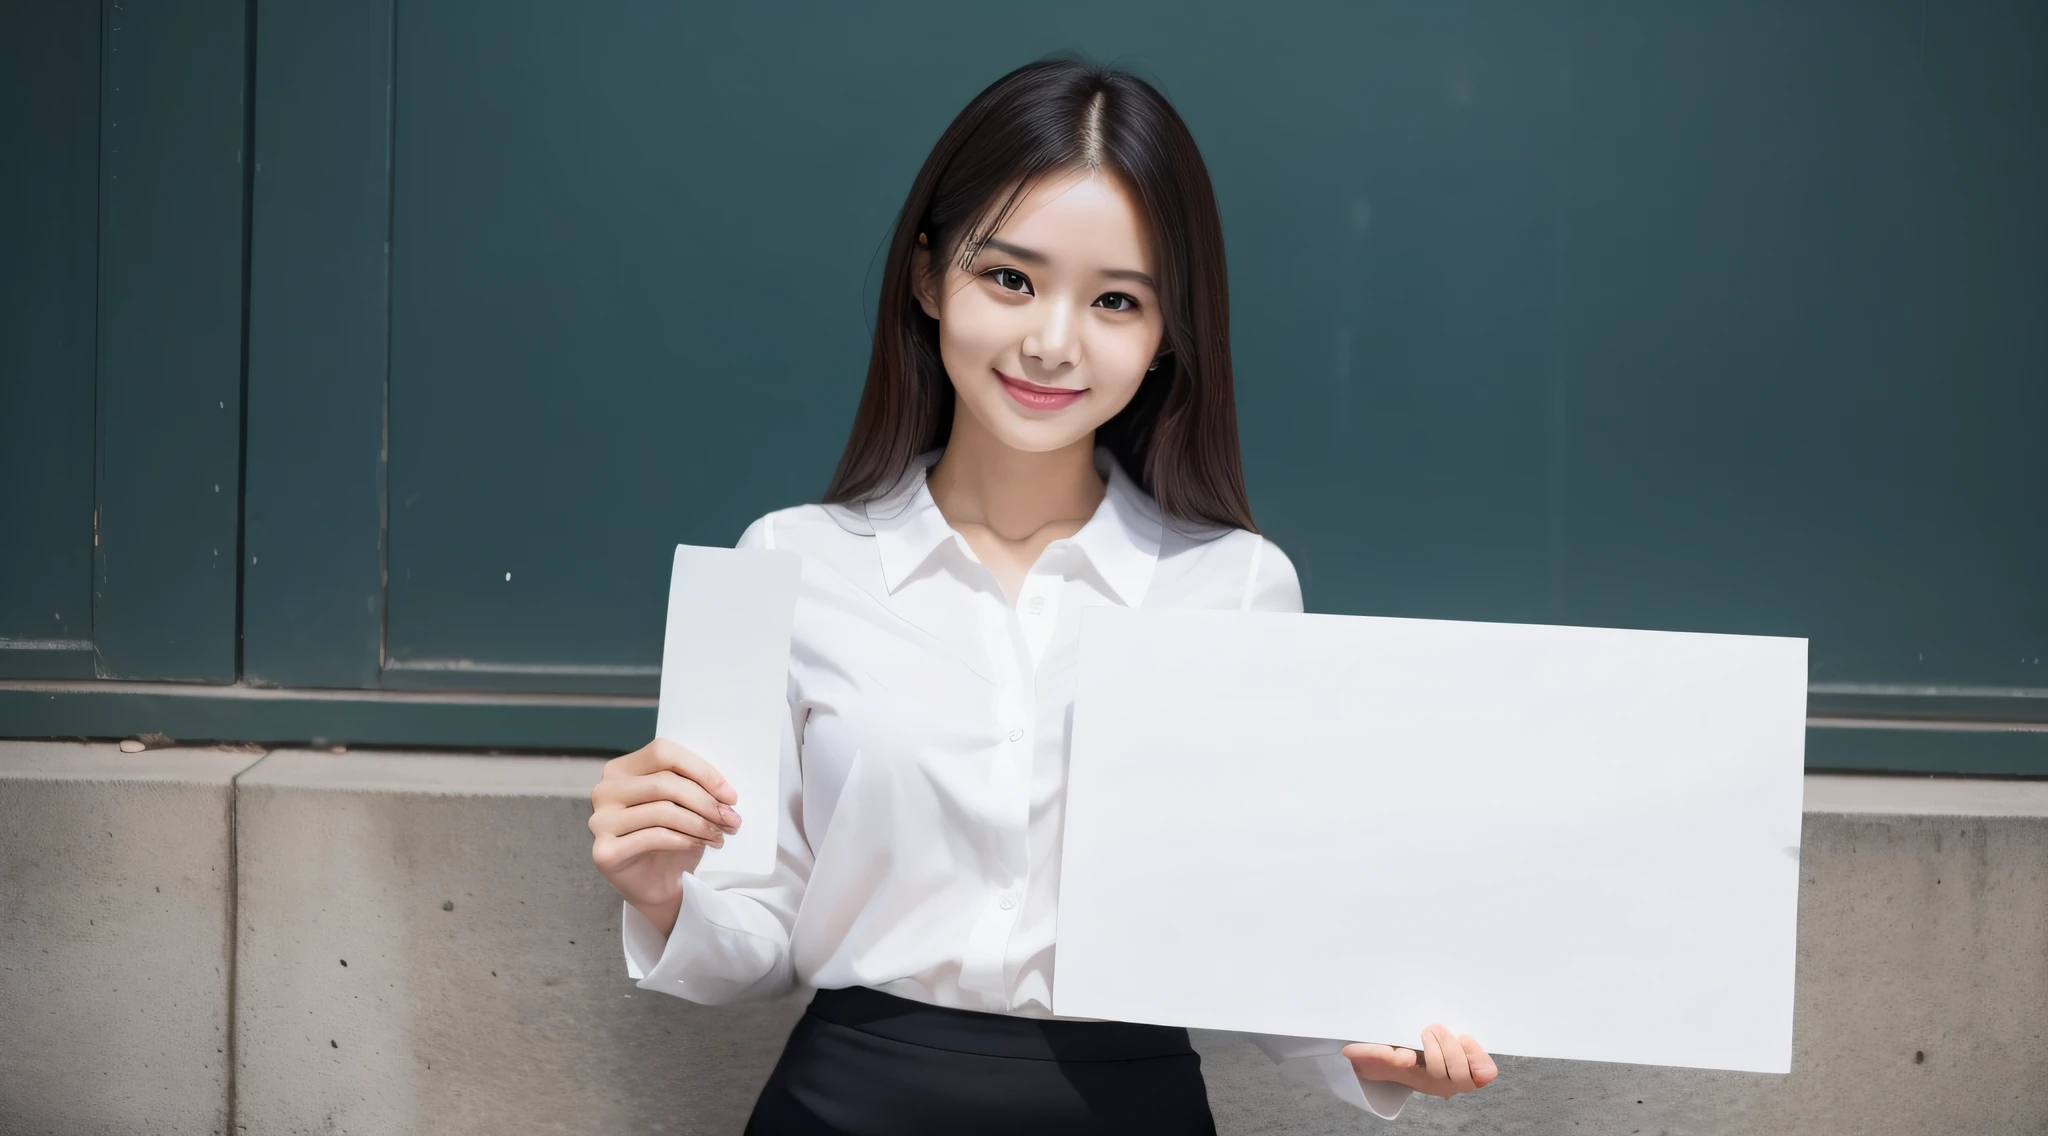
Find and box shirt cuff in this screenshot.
[619,897,671,981]
[1293,1051,1413,1121]
[1247,1034,1414,1121]
[618,880,790,1003]
[1356,1073,1415,1121]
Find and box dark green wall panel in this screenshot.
[1213,2,2048,693]
[0,682,649,754]
[241,0,394,689]
[4,0,2045,775]
[377,3,898,680]
[90,0,247,681]
[0,1,100,678]
[1802,725,2048,779]
[367,1,2046,712]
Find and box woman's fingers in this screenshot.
[593,740,745,831]
[1430,1024,1476,1093]
[1340,1042,1419,1083]
[599,799,728,846]
[591,823,709,876]
[650,770,742,831]
[594,766,741,833]
[1347,1028,1498,1098]
[609,738,739,807]
[1418,1024,1446,1090]
[1460,1033,1499,1087]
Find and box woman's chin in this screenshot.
[989,416,1100,454]
[950,397,1096,455]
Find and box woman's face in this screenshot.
[914,168,1165,455]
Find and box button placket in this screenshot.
[969,597,1034,1010]
[946,561,1059,1012]
[1018,572,1062,669]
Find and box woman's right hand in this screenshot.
[589,738,742,925]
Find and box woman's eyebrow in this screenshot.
[980,238,1046,263]
[980,238,1155,290]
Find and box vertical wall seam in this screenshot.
[223,1,260,1127]
[224,760,242,1133]
[88,0,111,679]
[232,0,258,683]
[376,0,397,676]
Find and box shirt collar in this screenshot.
[865,445,1163,607]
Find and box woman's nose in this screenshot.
[1022,302,1080,370]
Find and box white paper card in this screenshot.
[1056,607,1806,1073]
[654,544,802,878]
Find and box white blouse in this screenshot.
[621,446,1412,1122]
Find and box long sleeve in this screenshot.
[1234,533,1415,1122]
[620,515,815,1004]
[1244,1034,1415,1121]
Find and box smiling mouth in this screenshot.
[997,372,1086,411]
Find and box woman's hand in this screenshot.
[1342,1025,1498,1099]
[589,738,741,930]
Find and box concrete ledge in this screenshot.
[231,748,801,1135]
[235,746,602,796]
[1803,769,2048,816]
[4,741,2045,1134]
[0,741,263,1136]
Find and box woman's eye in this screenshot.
[1095,293,1138,312]
[988,268,1031,293]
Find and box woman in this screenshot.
[590,58,1498,1133]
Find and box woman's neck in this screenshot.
[926,413,1105,544]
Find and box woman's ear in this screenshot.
[910,234,942,321]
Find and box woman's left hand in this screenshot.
[1342,1024,1498,1099]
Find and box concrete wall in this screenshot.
[0,743,253,1136]
[2,740,2043,1135]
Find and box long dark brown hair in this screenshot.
[822,58,1258,534]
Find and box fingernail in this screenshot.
[721,806,741,829]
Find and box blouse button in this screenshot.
[1026,595,1046,615]
[1007,728,1025,743]
[998,897,1015,911]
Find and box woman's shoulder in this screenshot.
[1157,521,1302,613]
[1162,516,1296,568]
[734,501,876,552]
[1233,528,1303,613]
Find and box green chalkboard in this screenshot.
[0,0,99,678]
[1,0,247,683]
[7,0,2044,770]
[309,1,2044,713]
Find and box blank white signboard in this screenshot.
[654,544,802,878]
[1056,607,1806,1073]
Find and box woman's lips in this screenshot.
[998,372,1086,411]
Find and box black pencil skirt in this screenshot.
[742,985,1217,1135]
